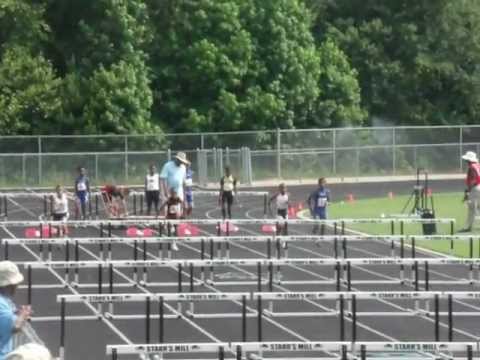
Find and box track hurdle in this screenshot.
[7,234,480,263]
[25,258,480,303]
[106,341,478,360]
[252,291,480,343]
[57,293,249,359]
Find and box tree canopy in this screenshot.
[0,0,479,134]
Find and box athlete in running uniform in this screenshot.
[308,178,331,235]
[51,185,69,237]
[269,183,289,220]
[219,166,237,220]
[159,189,183,251]
[184,166,194,217]
[145,164,160,216]
[102,184,129,218]
[74,167,90,220]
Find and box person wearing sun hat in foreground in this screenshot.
[0,261,32,360]
[6,343,51,360]
[460,151,480,232]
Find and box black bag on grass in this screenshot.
[421,209,436,235]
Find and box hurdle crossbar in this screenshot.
[0,190,268,198]
[57,291,480,303]
[0,217,456,227]
[24,257,480,269]
[58,292,249,303]
[2,235,368,246]
[106,341,477,355]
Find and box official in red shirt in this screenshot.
[460,151,480,232]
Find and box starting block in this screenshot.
[177,223,200,237]
[25,225,68,238]
[261,224,277,234]
[126,227,154,237]
[217,222,239,234]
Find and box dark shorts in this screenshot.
[314,208,327,220]
[185,192,193,206]
[222,191,234,206]
[76,191,88,204]
[53,213,68,221]
[145,191,160,206]
[277,209,288,219]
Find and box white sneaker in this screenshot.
[172,241,179,252]
[282,241,287,249]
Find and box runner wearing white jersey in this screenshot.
[145,164,160,216]
[51,185,69,237]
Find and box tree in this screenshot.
[311,0,480,125]
[148,0,365,132]
[0,46,61,134]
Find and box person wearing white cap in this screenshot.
[0,262,31,360]
[6,343,51,360]
[159,152,190,207]
[460,151,480,232]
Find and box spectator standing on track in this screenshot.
[74,167,90,220]
[460,151,480,232]
[0,261,32,360]
[145,164,160,216]
[6,343,52,360]
[159,189,184,251]
[219,166,237,220]
[308,178,331,235]
[51,185,69,237]
[159,152,189,206]
[184,165,194,217]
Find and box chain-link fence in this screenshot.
[0,126,478,187]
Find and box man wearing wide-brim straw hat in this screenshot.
[159,151,190,205]
[460,151,480,232]
[6,343,52,360]
[0,261,32,359]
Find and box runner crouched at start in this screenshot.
[160,188,183,251]
[308,177,330,235]
[51,185,69,237]
[102,184,130,218]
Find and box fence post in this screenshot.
[459,127,463,172]
[332,129,337,175]
[276,128,281,179]
[200,134,205,150]
[248,147,253,185]
[392,127,396,175]
[22,154,26,186]
[95,153,99,183]
[124,136,128,182]
[38,137,42,186]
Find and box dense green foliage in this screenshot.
[0,0,478,134]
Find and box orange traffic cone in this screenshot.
[346,193,355,203]
[388,191,394,199]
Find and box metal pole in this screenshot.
[276,128,281,179]
[460,127,464,172]
[124,136,128,181]
[332,129,337,175]
[392,127,396,175]
[38,137,42,185]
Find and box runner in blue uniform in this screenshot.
[74,167,90,220]
[308,178,330,235]
[184,166,194,217]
